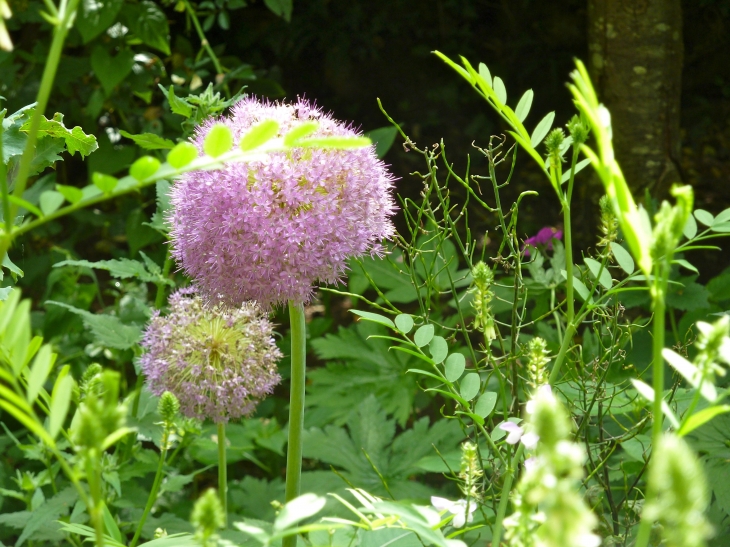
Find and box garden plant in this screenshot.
[1,1,730,547]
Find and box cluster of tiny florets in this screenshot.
[169,97,397,309]
[139,288,282,423]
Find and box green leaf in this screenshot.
[45,301,142,350]
[7,195,43,219]
[444,353,465,382]
[350,310,395,329]
[15,487,76,546]
[673,258,699,274]
[91,47,135,96]
[167,142,199,168]
[54,184,83,204]
[25,344,54,405]
[459,372,480,401]
[203,124,234,158]
[679,405,730,436]
[48,367,73,439]
[283,122,319,146]
[413,324,434,347]
[101,502,123,542]
[584,257,612,289]
[129,156,161,181]
[610,242,635,274]
[514,89,533,122]
[477,62,491,87]
[240,120,280,151]
[22,113,98,157]
[119,130,175,150]
[163,85,193,117]
[92,172,118,193]
[394,314,414,334]
[694,209,714,227]
[663,348,717,402]
[710,222,730,233]
[263,0,292,21]
[54,257,165,284]
[560,158,591,183]
[273,494,326,532]
[124,0,171,55]
[683,214,698,239]
[428,336,448,364]
[77,0,125,43]
[630,379,680,429]
[474,392,497,418]
[530,111,555,148]
[364,126,397,159]
[492,76,507,105]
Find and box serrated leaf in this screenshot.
[48,367,73,439]
[514,89,533,122]
[119,130,175,150]
[694,209,714,227]
[55,184,83,204]
[350,310,395,329]
[610,242,635,274]
[492,76,507,105]
[474,392,497,418]
[54,257,168,285]
[45,301,142,350]
[584,257,612,289]
[15,487,77,547]
[25,344,54,404]
[394,314,414,334]
[240,120,280,151]
[428,336,448,364]
[413,324,434,347]
[164,85,193,117]
[459,372,480,401]
[530,111,555,148]
[444,353,465,382]
[203,124,233,158]
[21,113,98,158]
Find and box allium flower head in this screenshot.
[169,97,397,309]
[139,288,282,423]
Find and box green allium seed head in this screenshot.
[645,434,712,547]
[545,128,565,156]
[158,391,180,424]
[191,488,225,547]
[567,115,590,145]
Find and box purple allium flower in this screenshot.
[169,97,397,309]
[139,288,282,423]
[523,226,563,257]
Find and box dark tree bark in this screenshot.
[587,0,684,197]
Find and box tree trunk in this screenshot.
[587,0,684,198]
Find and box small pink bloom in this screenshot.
[523,226,563,256]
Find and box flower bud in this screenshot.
[191,488,225,547]
[158,391,180,425]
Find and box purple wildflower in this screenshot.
[169,97,397,309]
[139,288,282,423]
[523,226,563,257]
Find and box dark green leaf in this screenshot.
[77,0,124,43]
[263,0,292,21]
[364,126,397,159]
[91,47,134,96]
[163,85,193,117]
[124,1,171,55]
[45,301,142,350]
[119,130,175,150]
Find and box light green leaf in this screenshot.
[477,62,491,87]
[530,111,555,148]
[584,257,612,289]
[273,494,326,532]
[394,314,414,334]
[48,367,73,439]
[560,158,591,183]
[492,76,507,105]
[694,209,714,227]
[474,392,497,418]
[459,372,480,401]
[125,0,171,55]
[350,310,395,329]
[428,336,448,364]
[119,130,175,150]
[610,242,635,274]
[164,85,193,117]
[101,502,122,542]
[679,405,730,436]
[283,122,319,146]
[683,214,698,239]
[25,344,54,405]
[92,172,118,193]
[413,324,434,347]
[663,348,717,402]
[630,379,680,429]
[167,142,198,169]
[364,126,398,159]
[714,208,730,224]
[22,113,98,157]
[203,124,234,158]
[673,258,698,274]
[444,353,465,382]
[239,120,280,151]
[55,184,83,204]
[7,195,43,219]
[514,89,533,122]
[129,156,161,181]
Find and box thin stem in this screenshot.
[181,0,230,97]
[491,443,524,547]
[154,249,174,309]
[283,301,306,547]
[129,429,170,547]
[217,421,228,526]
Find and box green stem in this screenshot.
[129,429,169,547]
[218,421,228,527]
[563,197,574,328]
[154,249,174,309]
[283,301,306,547]
[491,444,524,547]
[85,450,105,547]
[181,0,230,97]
